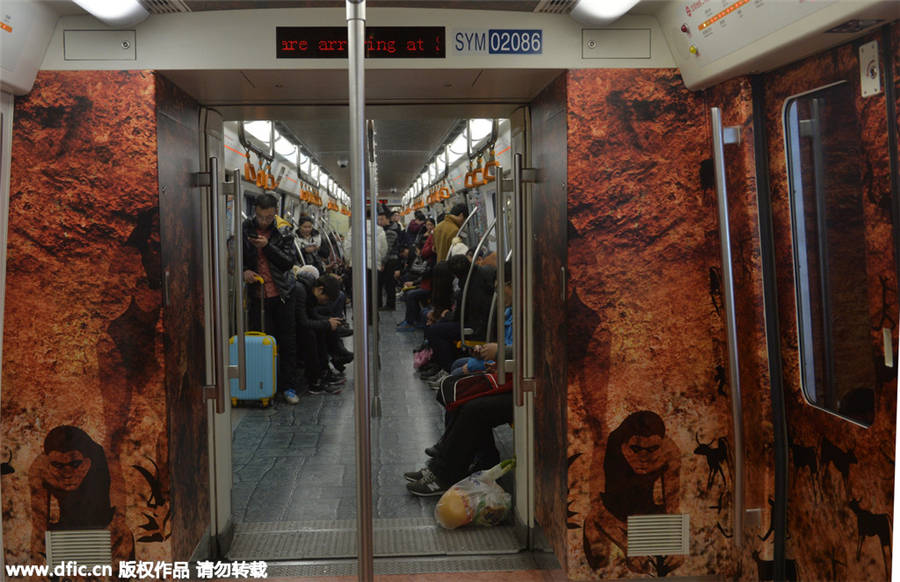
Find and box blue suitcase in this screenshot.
[229,331,277,407]
[230,280,277,407]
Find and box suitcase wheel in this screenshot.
[260,398,270,408]
[231,398,237,407]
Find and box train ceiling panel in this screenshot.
[276,117,457,198]
[160,68,562,106]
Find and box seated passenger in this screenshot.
[423,254,495,384]
[449,271,512,377]
[397,243,435,331]
[405,390,513,496]
[294,267,345,395]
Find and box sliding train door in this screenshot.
[760,36,899,581]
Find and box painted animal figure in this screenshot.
[694,435,728,491]
[790,442,817,475]
[847,498,890,580]
[750,550,799,581]
[820,437,856,491]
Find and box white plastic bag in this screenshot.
[434,459,516,529]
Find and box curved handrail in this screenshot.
[446,205,480,261]
[460,216,497,347]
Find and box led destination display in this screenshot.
[277,27,445,58]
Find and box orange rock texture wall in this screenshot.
[762,25,898,581]
[2,70,209,567]
[564,69,737,579]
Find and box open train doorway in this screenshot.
[170,66,561,575]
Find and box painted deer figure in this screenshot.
[694,434,728,491]
[848,498,890,580]
[820,437,856,492]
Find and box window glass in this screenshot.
[784,81,876,426]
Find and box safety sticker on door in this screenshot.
[453,29,542,55]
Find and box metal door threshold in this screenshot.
[262,553,549,577]
[228,518,521,561]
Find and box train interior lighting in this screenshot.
[71,0,149,27]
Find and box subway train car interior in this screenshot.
[1,0,899,580]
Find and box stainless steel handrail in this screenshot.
[232,169,247,394]
[204,156,226,414]
[513,154,525,407]
[460,216,498,347]
[711,107,744,548]
[496,173,507,385]
[347,1,373,580]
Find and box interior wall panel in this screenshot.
[156,74,210,560]
[565,68,735,579]
[529,72,569,569]
[763,25,898,581]
[1,71,173,563]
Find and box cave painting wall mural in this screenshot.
[2,70,208,567]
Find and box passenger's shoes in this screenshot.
[428,371,450,389]
[323,371,345,385]
[332,351,354,366]
[307,383,325,395]
[406,469,448,497]
[335,324,353,337]
[425,446,440,458]
[403,468,425,482]
[396,321,417,332]
[280,389,300,404]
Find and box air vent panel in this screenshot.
[45,529,112,569]
[139,0,191,14]
[626,514,690,556]
[533,0,576,14]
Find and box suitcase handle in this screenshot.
[245,332,268,337]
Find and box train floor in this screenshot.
[225,302,530,576]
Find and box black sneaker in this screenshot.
[322,371,345,385]
[404,468,425,482]
[332,351,354,366]
[307,382,325,395]
[406,469,448,497]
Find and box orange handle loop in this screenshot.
[244,161,256,182]
[472,167,484,186]
[266,173,277,190]
[483,160,499,183]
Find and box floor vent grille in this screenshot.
[533,0,577,14]
[140,0,191,14]
[45,530,112,569]
[626,514,690,556]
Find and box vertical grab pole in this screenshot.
[204,156,226,414]
[496,173,507,385]
[711,107,744,548]
[347,1,374,580]
[232,169,247,394]
[513,154,525,407]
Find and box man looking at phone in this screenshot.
[294,266,345,395]
[242,193,299,404]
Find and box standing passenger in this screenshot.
[342,208,387,323]
[433,203,468,261]
[380,209,403,311]
[242,193,299,404]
